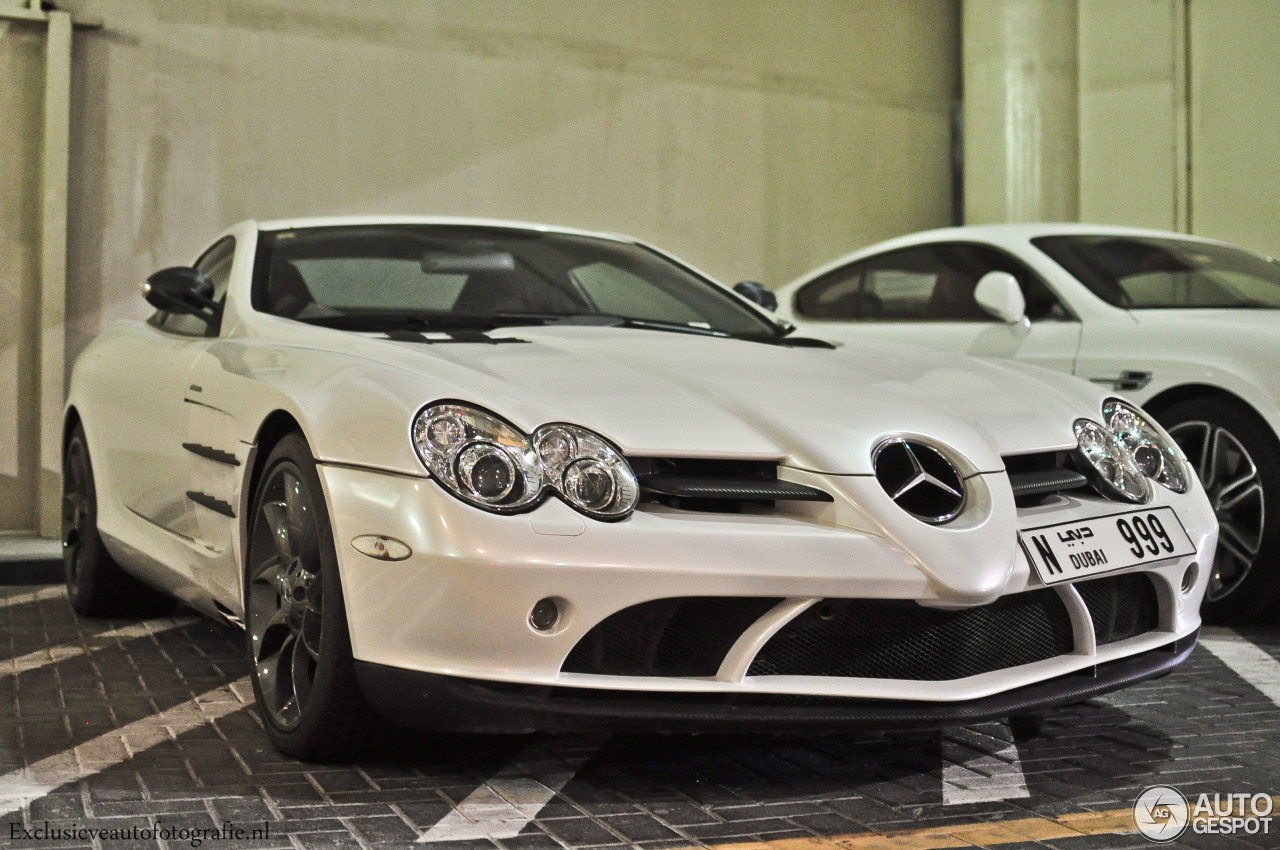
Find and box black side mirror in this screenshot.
[142,267,221,325]
[733,280,778,312]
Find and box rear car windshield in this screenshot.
[1033,234,1280,309]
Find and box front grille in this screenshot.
[747,590,1075,681]
[1075,572,1160,644]
[562,597,782,677]
[628,458,792,512]
[1004,450,1090,505]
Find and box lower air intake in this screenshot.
[1076,572,1160,644]
[747,590,1075,681]
[562,597,782,677]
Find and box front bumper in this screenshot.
[317,461,1215,710]
[355,631,1198,733]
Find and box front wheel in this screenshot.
[245,432,378,761]
[1162,397,1280,624]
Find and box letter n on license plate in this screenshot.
[1021,506,1196,585]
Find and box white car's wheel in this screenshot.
[1163,398,1280,624]
[245,432,377,761]
[62,424,169,617]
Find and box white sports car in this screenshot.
[65,217,1215,761]
[776,224,1280,623]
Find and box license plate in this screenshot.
[1021,506,1196,585]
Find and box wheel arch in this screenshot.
[238,409,307,584]
[1142,384,1278,439]
[63,405,83,454]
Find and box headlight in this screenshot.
[533,424,639,518]
[412,404,544,512]
[411,404,638,519]
[1073,419,1151,503]
[1102,398,1189,493]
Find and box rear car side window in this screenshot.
[795,243,1070,322]
[1033,234,1280,309]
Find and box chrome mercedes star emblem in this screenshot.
[891,443,962,500]
[873,439,967,524]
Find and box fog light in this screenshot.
[1181,562,1199,594]
[529,598,559,631]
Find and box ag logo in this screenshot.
[1133,784,1190,842]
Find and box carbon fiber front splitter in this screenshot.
[354,630,1198,734]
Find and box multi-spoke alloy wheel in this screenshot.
[1167,421,1264,602]
[1162,398,1280,623]
[244,432,374,760]
[248,462,324,730]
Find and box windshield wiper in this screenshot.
[304,310,784,341]
[494,311,739,338]
[299,311,547,332]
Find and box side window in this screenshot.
[796,245,991,321]
[862,246,950,319]
[148,236,236,337]
[794,264,865,319]
[798,243,1072,322]
[962,244,1072,321]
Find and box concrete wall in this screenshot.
[59,0,959,369]
[963,0,1080,224]
[1188,0,1280,258]
[1076,0,1280,258]
[1077,0,1186,232]
[0,19,44,533]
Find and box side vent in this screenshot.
[1004,450,1089,506]
[629,458,829,512]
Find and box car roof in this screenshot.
[890,222,1235,242]
[255,215,637,244]
[786,222,1257,288]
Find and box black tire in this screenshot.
[62,424,170,617]
[1008,712,1046,741]
[1160,397,1280,624]
[245,432,378,762]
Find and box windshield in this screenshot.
[1033,234,1280,309]
[252,225,782,340]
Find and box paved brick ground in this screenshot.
[1,584,1277,849]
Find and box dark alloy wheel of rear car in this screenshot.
[1163,398,1280,624]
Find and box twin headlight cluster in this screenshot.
[1074,399,1188,503]
[412,403,639,519]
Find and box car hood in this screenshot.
[345,325,1095,475]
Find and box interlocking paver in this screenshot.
[3,585,1279,849]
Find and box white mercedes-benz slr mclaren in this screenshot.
[64,217,1216,761]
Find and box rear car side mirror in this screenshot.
[733,280,779,312]
[973,271,1026,324]
[141,267,221,325]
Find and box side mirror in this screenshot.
[973,271,1026,324]
[733,280,778,312]
[141,267,221,324]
